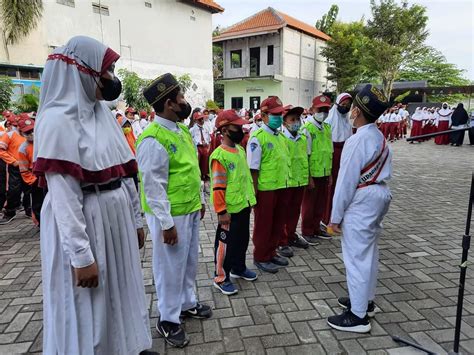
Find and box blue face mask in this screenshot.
[288,122,301,133]
[267,114,283,130]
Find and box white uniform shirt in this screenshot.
[331,123,392,224]
[139,118,149,130]
[132,119,143,138]
[189,124,211,146]
[136,116,205,230]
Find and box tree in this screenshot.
[320,21,370,93]
[212,26,224,107]
[315,4,339,36]
[0,0,43,61]
[365,0,429,100]
[0,76,14,112]
[117,69,151,110]
[398,46,470,103]
[177,73,192,93]
[205,99,219,111]
[16,85,40,112]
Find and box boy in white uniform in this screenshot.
[327,84,392,333]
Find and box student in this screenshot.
[117,114,137,155]
[190,112,212,191]
[278,105,310,256]
[137,73,211,348]
[210,109,257,295]
[301,95,333,244]
[247,96,291,273]
[327,84,391,333]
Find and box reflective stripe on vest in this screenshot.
[305,122,333,177]
[137,122,202,216]
[209,145,256,214]
[252,128,290,191]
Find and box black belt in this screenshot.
[82,179,122,194]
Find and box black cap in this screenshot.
[354,84,389,120]
[143,73,180,106]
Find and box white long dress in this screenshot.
[41,174,152,355]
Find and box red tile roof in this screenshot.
[184,0,224,13]
[213,7,330,41]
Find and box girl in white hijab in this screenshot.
[34,36,152,355]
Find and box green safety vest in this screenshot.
[251,128,290,191]
[209,145,256,214]
[304,121,333,177]
[284,133,309,187]
[137,121,202,217]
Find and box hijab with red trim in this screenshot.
[34,36,136,184]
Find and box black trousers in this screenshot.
[214,207,251,283]
[469,127,474,145]
[450,130,465,146]
[0,160,6,210]
[31,182,45,226]
[5,165,31,217]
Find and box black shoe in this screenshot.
[25,208,32,218]
[317,230,333,240]
[302,235,320,246]
[289,234,309,249]
[181,303,212,319]
[0,214,15,225]
[338,296,377,317]
[327,310,371,333]
[277,246,294,258]
[156,320,189,348]
[254,261,280,273]
[271,255,289,266]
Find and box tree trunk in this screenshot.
[1,30,10,62]
[382,77,394,102]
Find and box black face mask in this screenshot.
[443,104,448,109]
[337,105,350,114]
[99,76,122,101]
[227,129,245,144]
[174,101,192,120]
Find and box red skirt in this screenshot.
[434,121,450,145]
[410,120,423,140]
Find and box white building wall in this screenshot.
[0,0,216,107]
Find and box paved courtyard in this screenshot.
[1,136,474,354]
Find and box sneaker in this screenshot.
[230,268,258,281]
[213,281,238,295]
[277,246,294,258]
[0,214,15,225]
[327,310,371,333]
[181,303,212,319]
[271,255,289,266]
[289,234,309,249]
[254,261,280,273]
[338,296,377,318]
[302,235,320,246]
[156,320,189,348]
[317,230,333,240]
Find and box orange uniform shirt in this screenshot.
[18,141,36,185]
[0,130,26,165]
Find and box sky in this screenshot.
[212,0,474,80]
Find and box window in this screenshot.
[267,45,274,65]
[19,70,40,80]
[0,67,17,78]
[230,50,242,69]
[57,0,75,7]
[92,3,109,16]
[249,47,260,76]
[231,97,243,110]
[145,1,152,8]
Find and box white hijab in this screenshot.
[438,102,453,117]
[34,36,135,183]
[412,107,423,121]
[325,93,352,142]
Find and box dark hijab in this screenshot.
[451,103,469,126]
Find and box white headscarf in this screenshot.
[324,93,352,142]
[438,102,453,117]
[34,36,136,184]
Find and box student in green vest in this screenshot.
[137,73,212,348]
[301,95,334,244]
[210,110,257,295]
[278,105,311,257]
[247,96,291,274]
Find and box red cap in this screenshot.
[312,95,331,109]
[193,112,205,120]
[253,113,261,120]
[150,111,155,118]
[17,115,35,133]
[284,105,304,118]
[139,110,147,118]
[6,114,18,126]
[260,96,285,114]
[125,107,137,114]
[215,110,249,130]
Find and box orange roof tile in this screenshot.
[184,0,224,13]
[214,7,330,41]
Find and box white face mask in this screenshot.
[314,112,328,122]
[349,107,360,129]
